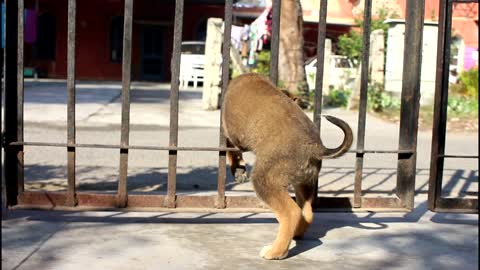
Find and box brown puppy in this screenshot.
[226,89,304,183]
[222,73,353,260]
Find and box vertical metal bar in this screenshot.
[269,0,281,85]
[17,0,25,196]
[216,0,233,209]
[66,0,77,207]
[396,0,424,210]
[116,0,133,208]
[313,0,327,129]
[16,0,24,195]
[312,0,328,203]
[1,0,5,216]
[353,0,372,208]
[4,0,20,206]
[428,0,452,211]
[166,0,184,208]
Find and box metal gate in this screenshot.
[0,0,477,212]
[428,0,478,213]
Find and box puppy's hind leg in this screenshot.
[252,169,302,260]
[226,139,248,183]
[293,183,316,239]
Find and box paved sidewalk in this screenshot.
[1,196,478,270]
[23,80,220,128]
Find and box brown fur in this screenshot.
[226,88,304,183]
[222,73,353,260]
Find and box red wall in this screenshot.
[26,0,225,81]
[303,23,351,58]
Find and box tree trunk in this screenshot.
[279,0,308,97]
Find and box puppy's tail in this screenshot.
[317,115,353,159]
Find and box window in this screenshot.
[195,18,207,41]
[110,16,123,62]
[181,42,205,55]
[34,13,56,60]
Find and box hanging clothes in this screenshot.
[234,1,274,67]
[1,7,37,45]
[250,0,272,47]
[248,24,258,66]
[25,9,38,44]
[230,25,244,51]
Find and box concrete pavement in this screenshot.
[1,197,478,270]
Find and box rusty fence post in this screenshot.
[396,0,425,210]
[269,0,280,85]
[353,0,372,208]
[312,0,328,204]
[1,0,5,217]
[116,0,134,208]
[166,0,184,208]
[216,0,233,209]
[66,0,77,207]
[4,0,22,207]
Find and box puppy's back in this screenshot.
[222,74,319,154]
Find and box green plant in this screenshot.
[367,83,400,112]
[251,50,271,77]
[457,68,478,98]
[448,94,479,116]
[337,7,398,66]
[324,89,352,108]
[231,68,243,79]
[338,33,363,66]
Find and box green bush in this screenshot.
[447,68,478,117]
[338,32,363,66]
[251,51,271,77]
[337,7,398,66]
[367,83,400,112]
[448,94,478,116]
[324,89,352,108]
[457,68,478,98]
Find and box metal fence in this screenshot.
[0,0,477,213]
[428,0,478,213]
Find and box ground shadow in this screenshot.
[5,200,477,261]
[23,164,478,197]
[23,164,252,193]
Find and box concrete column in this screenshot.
[322,39,332,95]
[203,18,223,110]
[369,29,385,85]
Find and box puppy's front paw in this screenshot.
[260,245,288,260]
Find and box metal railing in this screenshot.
[428,0,479,213]
[2,0,474,213]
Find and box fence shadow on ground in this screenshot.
[7,161,480,260]
[23,164,478,197]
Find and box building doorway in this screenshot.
[141,25,165,81]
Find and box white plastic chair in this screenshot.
[180,55,205,88]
